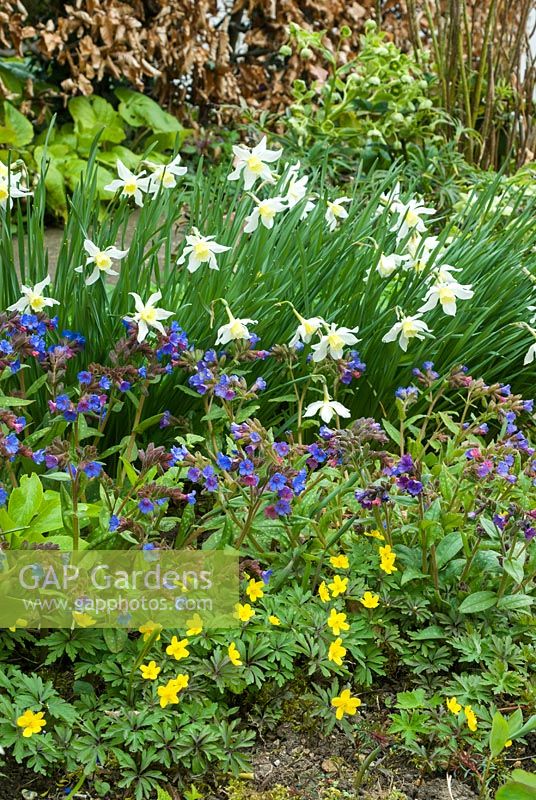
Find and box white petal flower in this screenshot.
[289,312,325,347]
[524,342,536,365]
[244,197,286,233]
[311,323,360,362]
[177,227,231,273]
[104,159,150,206]
[304,385,351,424]
[0,167,32,210]
[227,136,283,190]
[376,253,401,278]
[419,279,474,317]
[325,197,351,232]
[74,239,129,285]
[215,305,257,345]
[390,198,436,240]
[7,276,59,314]
[147,154,187,194]
[128,291,174,342]
[382,312,431,352]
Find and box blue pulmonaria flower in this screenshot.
[397,476,423,495]
[109,514,120,531]
[138,366,147,379]
[274,499,292,515]
[216,452,232,470]
[64,409,77,422]
[45,454,59,469]
[252,377,267,391]
[138,498,155,514]
[395,385,419,401]
[292,469,307,494]
[32,448,46,465]
[214,375,236,401]
[55,394,71,412]
[523,399,534,413]
[268,472,287,491]
[82,461,103,478]
[99,375,112,390]
[273,441,289,458]
[238,458,255,476]
[261,569,273,584]
[160,410,171,428]
[204,474,219,492]
[0,339,13,354]
[119,381,131,392]
[249,333,261,347]
[493,513,508,530]
[78,371,92,384]
[170,445,188,465]
[307,443,327,463]
[0,486,8,506]
[62,330,86,347]
[476,460,494,478]
[88,394,103,413]
[499,384,511,397]
[185,491,196,504]
[4,434,19,456]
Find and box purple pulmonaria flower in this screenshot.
[499,384,511,397]
[13,416,26,433]
[78,371,92,384]
[32,449,46,464]
[252,377,267,392]
[55,394,71,412]
[0,486,7,506]
[204,474,219,491]
[268,472,287,491]
[216,452,232,470]
[82,461,103,478]
[45,454,59,469]
[99,375,112,390]
[395,385,419,402]
[476,459,494,478]
[185,491,196,504]
[160,410,172,428]
[214,375,236,400]
[396,476,423,495]
[241,473,259,487]
[522,399,534,413]
[138,498,155,514]
[187,467,201,482]
[278,485,293,501]
[261,569,273,584]
[109,514,120,531]
[273,441,289,458]
[119,381,131,393]
[307,443,327,463]
[493,513,508,531]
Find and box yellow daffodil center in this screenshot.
[0,183,9,202]
[229,320,246,337]
[193,241,210,260]
[405,208,420,227]
[123,180,137,195]
[329,201,343,216]
[140,306,157,323]
[303,320,317,335]
[95,251,112,270]
[246,155,264,174]
[28,292,45,311]
[327,332,344,350]
[438,285,455,303]
[401,319,419,337]
[259,203,275,220]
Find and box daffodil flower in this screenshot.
[227,136,283,189]
[128,291,174,342]
[390,197,436,239]
[244,196,286,233]
[283,162,315,218]
[74,238,128,285]
[382,312,431,352]
[104,159,150,206]
[304,384,351,425]
[419,279,474,316]
[311,322,360,362]
[0,171,32,210]
[177,227,230,273]
[325,196,351,231]
[288,308,325,347]
[215,304,257,345]
[146,154,187,194]
[376,252,401,278]
[8,276,59,315]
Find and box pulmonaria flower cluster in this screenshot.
[186,347,269,400]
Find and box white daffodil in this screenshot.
[8,276,59,314]
[282,162,315,218]
[376,253,401,278]
[304,384,351,424]
[382,312,431,352]
[311,323,360,362]
[402,234,444,272]
[227,136,283,190]
[146,154,187,194]
[289,310,325,348]
[104,159,150,206]
[0,169,32,210]
[419,279,474,316]
[244,197,286,233]
[325,197,351,232]
[128,291,174,342]
[524,342,536,365]
[74,239,129,285]
[215,305,257,345]
[177,228,231,273]
[390,198,436,240]
[377,182,402,215]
